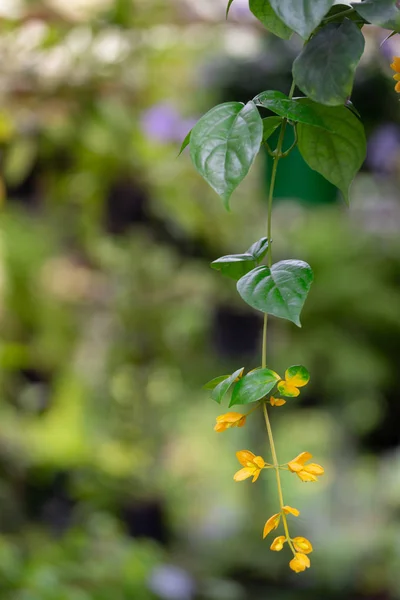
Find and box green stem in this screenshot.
[323,7,355,24]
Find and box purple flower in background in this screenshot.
[148,565,195,600]
[141,102,196,144]
[367,123,400,174]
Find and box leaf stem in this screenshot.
[323,7,355,24]
[262,80,297,557]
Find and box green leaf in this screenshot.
[262,116,282,142]
[352,0,400,31]
[178,129,191,156]
[324,3,366,27]
[297,100,366,204]
[237,261,314,327]
[254,91,334,130]
[249,0,293,39]
[226,0,235,18]
[211,367,244,404]
[211,237,269,280]
[269,0,334,39]
[230,368,281,406]
[204,374,230,390]
[292,20,365,106]
[190,101,263,208]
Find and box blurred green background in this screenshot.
[0,0,400,598]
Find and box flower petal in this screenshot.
[270,396,286,407]
[396,81,400,93]
[214,422,228,432]
[289,552,310,573]
[216,412,245,424]
[236,450,256,467]
[293,537,313,554]
[296,470,318,482]
[263,513,280,538]
[270,536,286,551]
[233,467,254,481]
[283,505,300,517]
[288,451,313,472]
[391,56,400,71]
[305,463,324,476]
[253,456,266,469]
[252,469,262,483]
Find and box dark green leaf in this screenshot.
[247,237,269,260]
[323,3,366,26]
[249,0,293,39]
[352,0,400,31]
[254,91,334,130]
[230,368,281,406]
[211,367,244,404]
[297,100,366,204]
[204,374,230,390]
[178,129,191,156]
[190,101,263,208]
[269,0,334,39]
[262,116,282,142]
[226,0,235,18]
[293,20,365,106]
[237,261,314,327]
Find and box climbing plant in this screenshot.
[182,0,400,573]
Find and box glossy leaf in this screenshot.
[269,0,334,39]
[230,368,281,406]
[204,374,230,390]
[254,91,334,131]
[297,100,366,204]
[237,261,314,327]
[292,20,365,106]
[178,129,191,156]
[211,237,269,280]
[211,367,244,404]
[352,0,400,31]
[262,116,282,142]
[190,101,263,208]
[249,0,293,39]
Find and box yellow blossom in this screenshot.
[293,536,313,554]
[289,552,311,573]
[270,536,286,551]
[214,412,246,432]
[282,505,300,517]
[288,451,324,482]
[391,56,400,93]
[270,396,286,407]
[263,512,280,538]
[234,450,266,483]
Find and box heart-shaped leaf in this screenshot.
[237,261,314,326]
[254,91,334,131]
[211,367,244,404]
[292,20,365,106]
[211,237,269,280]
[190,101,263,208]
[230,367,281,406]
[269,0,334,39]
[262,116,282,142]
[352,0,400,31]
[249,0,293,39]
[297,100,366,204]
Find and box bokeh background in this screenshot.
[0,0,400,598]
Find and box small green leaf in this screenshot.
[178,129,191,156]
[262,116,282,142]
[246,237,269,261]
[297,100,366,204]
[269,0,334,39]
[190,101,263,208]
[292,20,365,106]
[211,237,269,280]
[254,91,334,130]
[204,374,230,390]
[249,0,293,39]
[211,367,244,404]
[237,261,314,327]
[230,367,281,406]
[352,0,400,31]
[226,0,235,18]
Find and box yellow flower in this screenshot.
[282,505,300,517]
[234,450,266,483]
[263,512,281,538]
[270,396,286,407]
[391,56,400,93]
[293,536,313,554]
[270,536,286,551]
[288,451,324,482]
[289,552,311,573]
[214,412,246,432]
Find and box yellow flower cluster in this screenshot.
[211,365,324,572]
